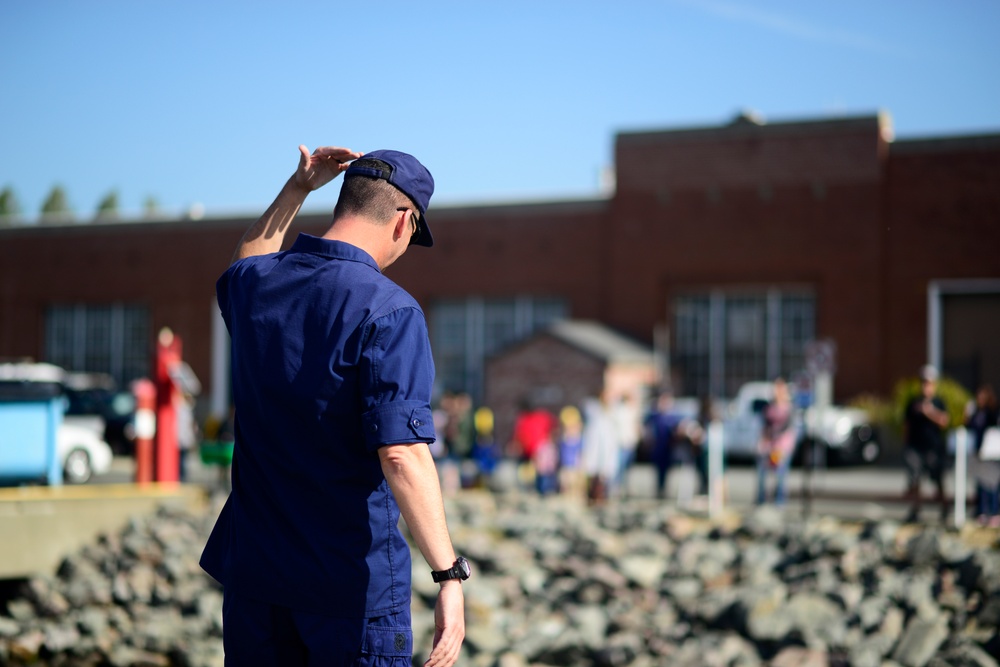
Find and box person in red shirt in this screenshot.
[511,400,558,493]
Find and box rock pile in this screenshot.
[0,501,224,667]
[1,492,998,667]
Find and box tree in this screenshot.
[143,195,160,217]
[96,190,119,219]
[0,186,20,226]
[41,185,72,220]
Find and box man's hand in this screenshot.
[425,580,465,667]
[292,145,363,193]
[230,144,363,263]
[921,400,950,428]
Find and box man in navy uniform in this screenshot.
[201,144,468,666]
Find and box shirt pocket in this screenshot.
[360,621,412,658]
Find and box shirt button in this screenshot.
[412,418,422,427]
[369,423,378,433]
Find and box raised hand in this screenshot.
[292,144,363,193]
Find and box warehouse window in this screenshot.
[672,290,815,398]
[430,296,568,402]
[44,304,150,386]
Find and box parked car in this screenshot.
[721,381,881,465]
[58,421,114,484]
[63,372,136,456]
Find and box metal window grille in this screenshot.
[44,303,150,386]
[430,296,568,402]
[673,291,815,399]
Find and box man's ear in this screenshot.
[392,209,409,242]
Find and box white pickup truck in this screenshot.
[721,381,881,465]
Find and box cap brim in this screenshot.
[409,215,434,247]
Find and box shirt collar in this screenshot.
[289,234,380,272]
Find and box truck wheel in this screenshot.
[860,440,881,464]
[64,448,93,484]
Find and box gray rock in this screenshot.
[742,505,788,537]
[76,605,111,637]
[891,614,950,667]
[464,623,510,655]
[932,641,1000,667]
[770,646,830,667]
[849,634,899,667]
[905,530,942,569]
[740,541,785,581]
[0,616,19,638]
[785,591,847,648]
[879,605,906,643]
[662,576,702,602]
[23,576,70,617]
[568,604,609,648]
[8,629,45,663]
[857,595,891,632]
[619,554,667,589]
[43,621,81,653]
[6,599,34,623]
[107,644,171,667]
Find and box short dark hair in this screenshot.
[334,158,416,224]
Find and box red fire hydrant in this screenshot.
[132,378,157,484]
[154,327,182,483]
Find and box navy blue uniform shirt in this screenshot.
[200,233,437,618]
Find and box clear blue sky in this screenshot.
[2,0,998,220]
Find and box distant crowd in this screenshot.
[426,388,713,506]
[420,367,1000,526]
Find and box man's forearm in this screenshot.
[231,177,309,264]
[379,443,456,571]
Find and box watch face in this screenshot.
[456,556,471,579]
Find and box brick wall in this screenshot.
[1,114,998,408]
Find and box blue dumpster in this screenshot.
[0,364,66,486]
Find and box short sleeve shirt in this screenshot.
[200,234,436,618]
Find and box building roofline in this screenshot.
[616,111,884,145]
[0,196,608,235]
[889,132,1000,155]
[429,196,607,220]
[544,320,653,365]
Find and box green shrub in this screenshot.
[849,393,894,427]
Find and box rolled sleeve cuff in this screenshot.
[362,401,436,451]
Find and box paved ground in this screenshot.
[97,456,980,527]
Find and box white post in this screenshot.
[954,427,967,528]
[210,299,230,420]
[708,419,725,520]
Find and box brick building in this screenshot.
[1,111,998,423]
[485,320,657,445]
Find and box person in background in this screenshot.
[510,399,558,494]
[175,392,198,483]
[557,405,586,499]
[611,393,642,499]
[582,392,619,504]
[903,365,950,523]
[644,390,685,500]
[470,406,500,489]
[966,383,1000,526]
[756,377,797,506]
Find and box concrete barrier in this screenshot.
[0,483,207,579]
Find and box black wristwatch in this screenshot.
[431,556,471,583]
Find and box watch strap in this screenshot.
[431,557,469,583]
